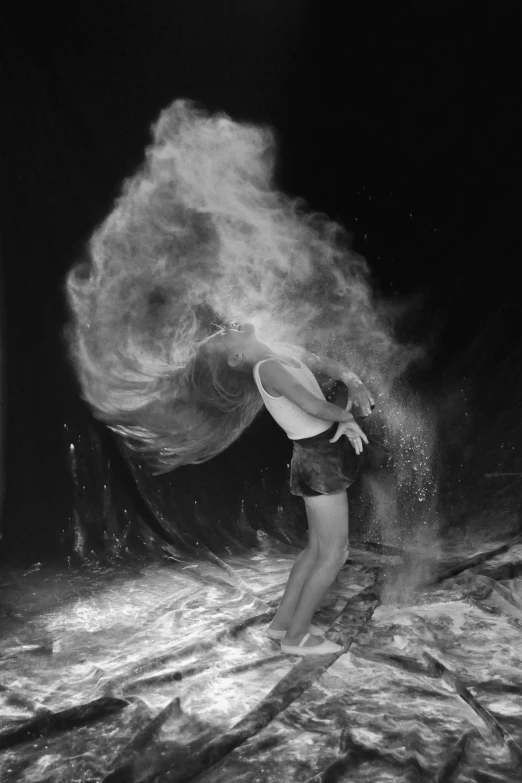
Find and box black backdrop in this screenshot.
[1,3,521,561]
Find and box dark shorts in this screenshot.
[290,423,363,497]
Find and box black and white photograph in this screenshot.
[1,3,522,781]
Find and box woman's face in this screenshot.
[207,322,258,362]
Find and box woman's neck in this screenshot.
[251,342,303,368]
[246,343,279,366]
[253,344,278,364]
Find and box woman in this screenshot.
[65,99,381,656]
[206,321,374,656]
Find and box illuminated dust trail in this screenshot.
[26,98,519,781]
[65,99,416,433]
[65,98,440,582]
[1,525,522,782]
[63,100,428,505]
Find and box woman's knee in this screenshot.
[317,540,349,566]
[305,492,348,562]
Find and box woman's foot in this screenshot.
[282,631,324,648]
[268,619,294,633]
[267,622,325,640]
[280,632,342,656]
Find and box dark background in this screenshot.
[1,2,521,563]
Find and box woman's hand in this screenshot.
[329,415,369,454]
[346,379,375,418]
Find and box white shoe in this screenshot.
[267,623,325,641]
[280,632,342,656]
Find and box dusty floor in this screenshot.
[1,519,522,783]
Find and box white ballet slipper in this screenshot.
[266,623,325,640]
[280,632,342,656]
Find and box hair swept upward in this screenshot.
[64,99,276,472]
[65,98,415,473]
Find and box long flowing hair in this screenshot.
[65,294,264,472]
[65,98,419,475]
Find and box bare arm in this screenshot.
[260,360,353,422]
[298,349,361,386]
[299,349,375,417]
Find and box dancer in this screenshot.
[65,100,389,656]
[203,321,373,655]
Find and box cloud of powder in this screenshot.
[65,98,429,481]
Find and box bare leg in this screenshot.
[269,541,319,631]
[283,491,349,648]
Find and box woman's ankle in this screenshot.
[283,629,321,646]
[285,621,311,642]
[269,612,294,630]
[282,631,303,644]
[269,620,287,631]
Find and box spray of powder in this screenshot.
[65,99,428,490]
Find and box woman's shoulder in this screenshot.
[270,342,304,365]
[272,341,304,357]
[256,359,283,397]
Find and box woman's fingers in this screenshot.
[329,421,368,447]
[360,393,373,415]
[352,423,369,444]
[349,436,362,454]
[329,431,341,443]
[329,425,344,443]
[351,389,375,417]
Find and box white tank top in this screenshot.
[252,349,331,440]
